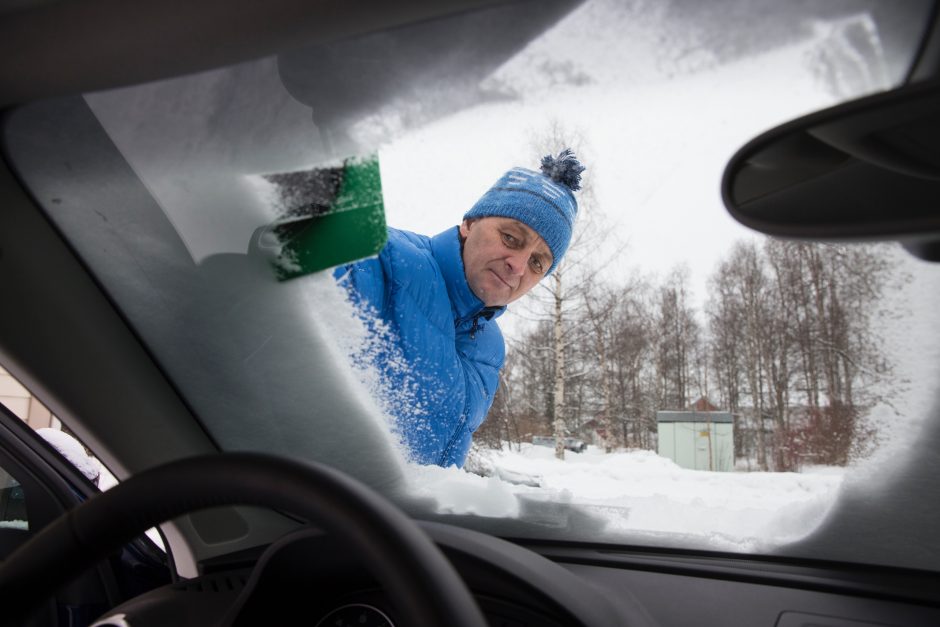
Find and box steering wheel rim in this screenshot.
[0,452,488,627]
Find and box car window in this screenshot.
[0,466,27,531]
[0,367,164,548]
[2,0,937,573]
[0,365,60,432]
[1,366,110,488]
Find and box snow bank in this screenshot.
[406,446,844,552]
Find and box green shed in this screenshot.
[657,411,734,472]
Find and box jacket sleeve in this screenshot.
[334,234,504,468]
[332,255,386,314]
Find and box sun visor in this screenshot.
[277,0,583,151]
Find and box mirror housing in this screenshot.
[722,79,940,261]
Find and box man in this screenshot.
[335,149,585,467]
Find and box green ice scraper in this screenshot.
[255,154,387,280]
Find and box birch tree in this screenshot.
[509,120,613,459]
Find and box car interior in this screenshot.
[1,0,939,626]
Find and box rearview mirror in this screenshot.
[721,79,940,261]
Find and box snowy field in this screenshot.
[407,445,846,552]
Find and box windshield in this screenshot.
[4,0,938,569]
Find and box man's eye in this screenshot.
[531,257,544,273]
[501,232,517,245]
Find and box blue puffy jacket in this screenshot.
[334,226,505,467]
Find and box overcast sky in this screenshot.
[377,6,882,332]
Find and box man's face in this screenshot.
[459,217,553,307]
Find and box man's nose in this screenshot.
[504,249,529,276]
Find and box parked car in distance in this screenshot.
[531,435,587,453]
[565,437,587,453]
[530,435,555,448]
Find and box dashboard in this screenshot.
[91,522,940,627]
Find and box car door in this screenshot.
[0,401,169,627]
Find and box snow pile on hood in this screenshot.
[404,463,520,517]
[406,445,845,552]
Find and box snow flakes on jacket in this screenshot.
[335,226,505,467]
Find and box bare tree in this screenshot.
[580,280,620,451]
[706,242,772,469]
[652,266,701,411]
[608,280,657,448]
[705,238,902,469]
[508,119,619,459]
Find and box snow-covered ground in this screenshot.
[406,445,845,552]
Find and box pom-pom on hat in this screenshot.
[463,149,585,275]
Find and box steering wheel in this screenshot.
[0,452,488,627]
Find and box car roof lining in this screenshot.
[0,0,530,107]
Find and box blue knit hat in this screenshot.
[463,149,585,275]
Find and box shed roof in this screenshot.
[656,411,733,424]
